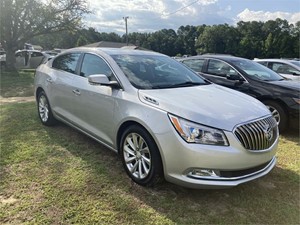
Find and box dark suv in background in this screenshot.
[179,55,300,131]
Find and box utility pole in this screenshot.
[123,16,129,46]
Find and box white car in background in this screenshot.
[0,50,6,67]
[15,50,52,69]
[254,59,300,81]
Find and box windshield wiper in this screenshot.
[152,81,206,89]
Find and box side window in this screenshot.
[80,54,114,80]
[52,53,80,74]
[182,59,204,72]
[272,63,299,75]
[15,51,25,57]
[207,59,238,77]
[257,61,268,66]
[31,52,43,57]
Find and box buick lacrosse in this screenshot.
[34,47,278,188]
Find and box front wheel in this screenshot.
[120,125,163,187]
[264,100,287,132]
[37,91,57,126]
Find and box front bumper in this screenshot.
[154,126,278,189]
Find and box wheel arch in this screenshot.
[257,97,289,118]
[116,120,164,169]
[36,87,44,101]
[117,120,151,153]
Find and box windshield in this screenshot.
[290,61,300,67]
[111,54,208,89]
[230,59,284,81]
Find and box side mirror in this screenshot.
[88,74,120,88]
[226,74,244,82]
[292,72,300,76]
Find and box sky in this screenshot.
[83,0,300,34]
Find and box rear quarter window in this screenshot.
[182,59,204,72]
[52,53,80,74]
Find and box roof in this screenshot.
[179,54,242,61]
[82,41,150,51]
[254,58,300,63]
[83,41,134,48]
[63,47,160,57]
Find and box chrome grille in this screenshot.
[234,116,278,151]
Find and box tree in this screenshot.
[196,24,240,55]
[177,25,200,56]
[236,21,264,59]
[0,0,90,70]
[146,29,178,56]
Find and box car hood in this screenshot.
[138,84,270,131]
[268,80,300,90]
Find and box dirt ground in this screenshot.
[0,96,35,104]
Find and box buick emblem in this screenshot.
[263,124,273,141]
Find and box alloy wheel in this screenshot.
[39,95,49,122]
[267,105,280,125]
[123,132,151,180]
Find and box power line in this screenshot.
[162,0,200,17]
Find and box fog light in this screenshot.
[187,168,220,179]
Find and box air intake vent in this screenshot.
[143,96,159,105]
[234,116,278,151]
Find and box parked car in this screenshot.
[34,48,278,189]
[179,55,300,131]
[0,50,6,68]
[15,50,51,69]
[43,50,58,56]
[254,59,300,81]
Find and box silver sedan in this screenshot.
[34,47,278,188]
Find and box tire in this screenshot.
[264,100,287,132]
[37,91,57,126]
[120,125,163,187]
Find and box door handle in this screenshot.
[72,89,81,96]
[46,78,53,83]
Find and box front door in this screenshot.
[70,53,120,147]
[202,59,250,94]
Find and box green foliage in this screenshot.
[28,19,299,59]
[196,24,240,55]
[0,70,35,97]
[0,0,90,70]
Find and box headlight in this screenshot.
[168,114,229,146]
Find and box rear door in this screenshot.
[48,53,81,121]
[29,51,45,68]
[15,51,27,69]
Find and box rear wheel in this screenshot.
[264,100,287,132]
[120,125,163,186]
[37,91,57,126]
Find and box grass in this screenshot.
[0,102,299,224]
[0,70,35,97]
